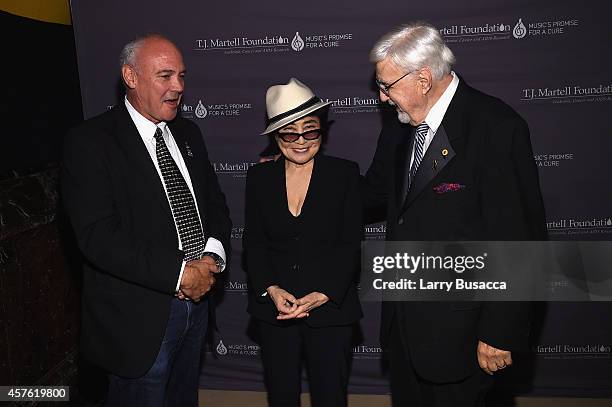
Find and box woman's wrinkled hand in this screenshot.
[277,291,329,320]
[267,285,299,316]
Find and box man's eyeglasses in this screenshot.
[375,70,415,96]
[277,129,321,143]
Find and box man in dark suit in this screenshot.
[61,34,231,406]
[363,22,547,406]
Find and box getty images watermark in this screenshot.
[360,241,612,302]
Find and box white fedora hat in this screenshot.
[261,78,332,135]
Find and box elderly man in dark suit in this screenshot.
[363,22,547,406]
[61,34,231,407]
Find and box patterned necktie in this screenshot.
[408,122,429,190]
[154,127,205,261]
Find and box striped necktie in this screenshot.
[408,122,429,190]
[154,127,205,261]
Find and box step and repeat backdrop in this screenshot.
[71,0,612,396]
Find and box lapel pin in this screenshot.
[441,148,449,158]
[433,159,437,170]
[185,142,194,157]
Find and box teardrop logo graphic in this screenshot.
[606,218,612,227]
[216,340,228,355]
[195,100,208,119]
[513,18,527,39]
[291,32,305,51]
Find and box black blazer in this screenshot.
[61,104,231,378]
[244,154,363,327]
[364,78,547,383]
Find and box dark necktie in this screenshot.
[408,122,429,190]
[154,127,205,261]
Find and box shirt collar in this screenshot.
[424,71,459,134]
[124,96,167,141]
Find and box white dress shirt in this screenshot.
[410,71,460,167]
[125,97,226,291]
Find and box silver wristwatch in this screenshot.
[202,252,225,269]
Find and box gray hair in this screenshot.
[370,22,455,80]
[119,33,170,69]
[119,38,143,69]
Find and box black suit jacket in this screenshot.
[61,104,231,378]
[364,78,547,383]
[244,154,363,327]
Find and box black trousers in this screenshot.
[389,320,493,407]
[257,319,354,407]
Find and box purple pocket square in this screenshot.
[433,183,465,194]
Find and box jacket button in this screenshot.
[398,217,404,225]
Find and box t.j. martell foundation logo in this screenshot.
[291,32,305,51]
[181,99,253,119]
[513,18,527,39]
[194,31,351,54]
[216,340,228,355]
[180,100,207,118]
[511,16,579,39]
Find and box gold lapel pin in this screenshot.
[442,148,449,157]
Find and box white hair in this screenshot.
[370,22,455,80]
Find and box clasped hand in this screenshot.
[177,256,220,302]
[266,286,329,320]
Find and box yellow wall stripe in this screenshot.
[0,0,71,25]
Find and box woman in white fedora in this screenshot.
[244,78,363,406]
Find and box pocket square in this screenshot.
[433,183,465,194]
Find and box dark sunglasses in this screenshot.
[277,129,321,143]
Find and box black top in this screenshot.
[244,154,363,327]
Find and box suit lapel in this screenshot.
[113,106,172,217]
[301,153,321,219]
[401,125,456,211]
[275,156,289,216]
[398,78,470,215]
[440,77,470,146]
[278,153,321,219]
[395,128,415,209]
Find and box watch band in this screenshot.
[202,251,225,269]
